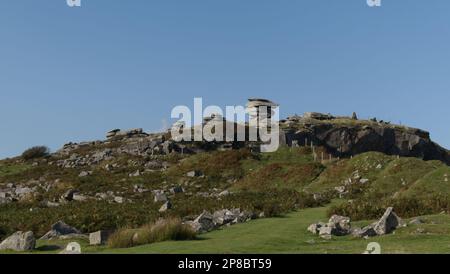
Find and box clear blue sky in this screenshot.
[1,0,449,159]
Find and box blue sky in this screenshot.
[1,0,449,159]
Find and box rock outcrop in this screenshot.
[282,113,450,165]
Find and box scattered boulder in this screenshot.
[186,170,203,178]
[213,209,238,226]
[89,230,112,246]
[353,208,403,238]
[61,189,79,202]
[40,221,83,240]
[154,192,168,203]
[159,201,172,212]
[187,211,215,233]
[59,242,82,254]
[328,215,352,236]
[78,171,92,177]
[372,207,403,235]
[218,190,230,197]
[0,231,35,251]
[169,186,184,194]
[351,226,377,238]
[72,193,88,202]
[308,215,351,239]
[114,196,124,204]
[307,222,326,235]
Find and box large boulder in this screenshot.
[372,207,403,235]
[353,208,403,238]
[328,215,351,236]
[308,215,351,239]
[159,201,172,212]
[0,231,35,251]
[89,230,112,246]
[213,209,239,226]
[59,242,82,254]
[187,211,215,233]
[40,221,83,240]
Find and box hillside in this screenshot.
[1,113,449,253]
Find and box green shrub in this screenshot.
[21,146,50,160]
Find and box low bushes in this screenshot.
[108,217,196,248]
[21,146,50,160]
[328,195,450,221]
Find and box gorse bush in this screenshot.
[108,217,196,248]
[21,146,50,160]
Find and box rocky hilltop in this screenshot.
[1,106,450,251]
[54,111,449,166]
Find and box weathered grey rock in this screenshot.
[40,221,82,240]
[351,226,377,238]
[72,193,88,202]
[89,230,112,245]
[169,186,184,194]
[308,215,351,238]
[45,201,61,208]
[15,187,33,196]
[353,208,403,238]
[284,118,450,165]
[114,196,124,204]
[213,209,238,226]
[328,215,351,236]
[159,201,172,212]
[59,242,82,254]
[372,207,402,235]
[318,226,333,239]
[0,231,35,251]
[187,211,215,233]
[78,171,92,177]
[307,223,326,235]
[154,192,168,203]
[359,178,370,184]
[218,190,230,197]
[61,189,79,202]
[303,112,335,120]
[186,170,203,177]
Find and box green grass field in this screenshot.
[11,204,450,254]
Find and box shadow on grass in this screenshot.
[35,245,62,252]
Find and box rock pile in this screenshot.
[186,209,258,233]
[0,184,37,204]
[308,208,404,239]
